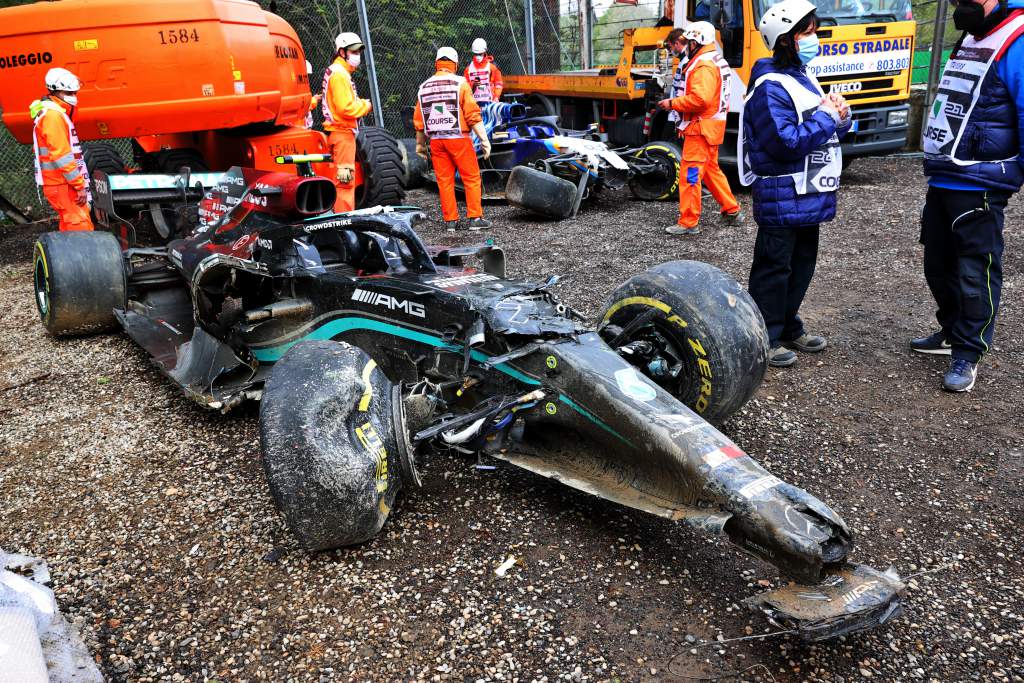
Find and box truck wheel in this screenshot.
[506,165,576,219]
[398,137,427,189]
[83,142,126,177]
[33,231,126,336]
[147,150,208,239]
[599,260,768,424]
[525,94,556,118]
[355,126,407,208]
[260,340,405,551]
[628,141,681,201]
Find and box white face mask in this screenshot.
[62,94,78,106]
[346,53,361,68]
[473,54,485,62]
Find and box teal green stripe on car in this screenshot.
[558,395,633,447]
[251,316,541,386]
[252,316,629,443]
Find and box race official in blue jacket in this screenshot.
[914,0,1024,392]
[739,0,851,367]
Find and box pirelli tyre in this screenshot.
[398,137,427,189]
[260,340,404,551]
[599,260,768,425]
[505,165,576,219]
[33,231,126,336]
[355,126,407,208]
[628,141,682,201]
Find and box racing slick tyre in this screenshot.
[33,231,126,336]
[260,340,404,551]
[398,137,427,189]
[355,126,407,208]
[628,141,682,201]
[505,165,576,219]
[600,260,768,425]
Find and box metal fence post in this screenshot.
[925,0,948,107]
[582,0,593,69]
[355,0,385,128]
[525,0,536,74]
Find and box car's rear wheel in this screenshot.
[628,141,681,201]
[398,137,427,189]
[599,260,768,424]
[260,340,405,551]
[33,231,126,336]
[355,126,406,208]
[505,165,576,219]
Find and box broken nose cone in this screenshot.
[745,564,905,642]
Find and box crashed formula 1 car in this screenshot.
[32,155,902,640]
[403,102,682,219]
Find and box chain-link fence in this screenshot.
[0,0,956,223]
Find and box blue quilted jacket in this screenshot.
[743,58,851,229]
[924,9,1024,193]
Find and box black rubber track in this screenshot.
[355,126,406,208]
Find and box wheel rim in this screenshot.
[608,316,697,405]
[631,149,676,199]
[33,248,51,320]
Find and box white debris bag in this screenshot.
[0,550,103,682]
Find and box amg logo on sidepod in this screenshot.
[352,288,426,318]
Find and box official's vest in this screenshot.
[32,100,90,199]
[923,14,1024,167]
[418,74,464,139]
[321,64,359,130]
[668,50,731,133]
[738,72,842,195]
[467,61,493,102]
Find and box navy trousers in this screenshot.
[920,186,1008,363]
[748,225,820,347]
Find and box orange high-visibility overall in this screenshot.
[414,63,485,222]
[31,97,93,231]
[323,57,372,212]
[464,57,504,102]
[669,44,740,228]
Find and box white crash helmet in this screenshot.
[335,32,364,52]
[436,46,459,63]
[471,38,488,54]
[682,21,716,46]
[45,67,81,92]
[758,0,816,50]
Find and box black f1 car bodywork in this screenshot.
[32,157,902,641]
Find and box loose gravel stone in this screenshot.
[1,157,1021,681]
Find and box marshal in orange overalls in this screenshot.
[464,56,504,103]
[322,57,372,212]
[413,62,485,222]
[31,97,93,231]
[669,43,740,228]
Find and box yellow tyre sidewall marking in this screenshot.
[603,295,713,414]
[357,359,377,412]
[33,242,51,320]
[635,144,680,199]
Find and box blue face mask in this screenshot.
[797,34,819,65]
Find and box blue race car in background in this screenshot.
[401,102,683,219]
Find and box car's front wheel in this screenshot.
[260,340,405,551]
[599,260,768,425]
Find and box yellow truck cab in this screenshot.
[504,0,915,168]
